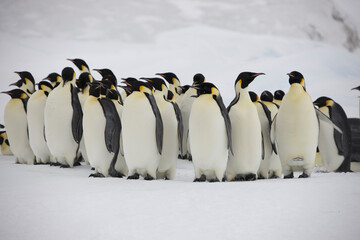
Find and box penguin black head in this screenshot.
[94,68,116,79]
[9,79,23,88]
[141,77,167,92]
[287,71,305,89]
[125,79,152,93]
[77,72,92,90]
[2,89,28,99]
[0,124,4,129]
[194,82,220,97]
[274,90,285,101]
[235,72,265,89]
[156,72,179,85]
[14,71,35,85]
[102,75,117,89]
[44,72,62,83]
[38,81,53,95]
[313,96,334,108]
[67,58,90,72]
[260,90,274,102]
[106,89,120,100]
[352,86,360,91]
[121,77,138,86]
[180,85,190,94]
[89,82,102,98]
[61,67,76,84]
[119,85,132,96]
[249,91,259,102]
[193,73,206,86]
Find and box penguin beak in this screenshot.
[287,73,294,78]
[1,91,12,95]
[67,58,75,63]
[140,78,152,82]
[93,69,101,74]
[351,86,360,91]
[253,73,265,77]
[155,73,165,78]
[9,80,22,87]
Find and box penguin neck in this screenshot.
[238,87,251,102]
[288,83,306,97]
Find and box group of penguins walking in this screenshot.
[1,58,353,182]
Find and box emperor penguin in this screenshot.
[273,90,285,107]
[141,77,183,180]
[3,89,35,164]
[225,72,264,181]
[189,82,232,182]
[179,74,206,160]
[68,58,91,74]
[27,81,54,164]
[122,79,163,180]
[10,71,35,95]
[249,91,273,179]
[260,91,282,178]
[175,85,190,105]
[0,130,13,156]
[44,72,62,88]
[44,67,83,167]
[83,83,125,177]
[271,71,319,178]
[156,72,181,99]
[314,96,352,172]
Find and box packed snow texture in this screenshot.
[1,0,360,239]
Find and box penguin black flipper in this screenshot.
[214,95,233,155]
[171,101,184,154]
[270,114,278,155]
[273,102,280,109]
[227,94,240,112]
[258,101,272,132]
[145,92,163,154]
[98,98,123,177]
[71,84,83,144]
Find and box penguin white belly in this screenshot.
[113,101,128,176]
[317,107,343,171]
[189,96,228,180]
[122,93,160,177]
[27,91,51,163]
[45,84,77,166]
[4,100,35,164]
[226,101,262,180]
[157,103,178,179]
[83,98,112,176]
[275,86,318,174]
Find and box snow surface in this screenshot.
[1,0,360,239]
[0,156,359,240]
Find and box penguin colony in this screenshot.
[1,58,354,182]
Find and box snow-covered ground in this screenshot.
[1,0,360,239]
[0,156,359,240]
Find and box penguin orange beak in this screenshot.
[351,86,360,91]
[93,69,101,73]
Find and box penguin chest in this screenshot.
[189,96,228,169]
[122,93,159,169]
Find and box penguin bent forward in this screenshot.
[121,80,163,180]
[189,82,232,182]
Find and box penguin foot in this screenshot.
[222,177,226,182]
[144,174,154,181]
[188,155,193,161]
[109,170,124,178]
[245,173,256,181]
[209,178,220,183]
[284,172,294,179]
[127,173,140,180]
[269,175,280,179]
[299,173,310,178]
[89,173,105,178]
[50,162,61,166]
[60,164,70,168]
[233,175,245,181]
[73,161,81,167]
[193,174,206,182]
[257,174,265,180]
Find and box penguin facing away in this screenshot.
[0,130,13,156]
[3,89,35,164]
[27,81,54,164]
[314,96,352,172]
[226,72,264,181]
[122,80,163,180]
[141,77,183,180]
[189,82,232,182]
[44,67,83,167]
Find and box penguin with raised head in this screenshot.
[271,71,319,178]
[179,74,206,160]
[273,90,285,107]
[44,67,83,167]
[249,91,273,179]
[189,82,232,182]
[141,77,183,180]
[68,58,90,74]
[122,79,163,180]
[3,89,35,164]
[0,129,13,156]
[10,71,35,95]
[27,81,54,164]
[225,72,264,181]
[156,72,181,99]
[260,90,282,178]
[314,97,352,172]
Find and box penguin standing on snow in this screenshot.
[121,79,163,180]
[156,72,181,99]
[179,74,206,160]
[248,91,273,179]
[44,67,83,167]
[10,71,36,96]
[225,72,264,181]
[141,77,183,180]
[314,96,352,172]
[0,127,13,156]
[189,82,232,182]
[3,89,35,164]
[27,81,54,164]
